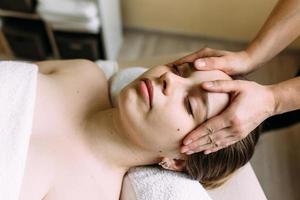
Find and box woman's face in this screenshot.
[118,64,231,156]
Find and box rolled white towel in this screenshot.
[37,0,98,19]
[95,60,119,80]
[122,166,212,200]
[109,67,147,106]
[38,11,98,23]
[49,17,101,33]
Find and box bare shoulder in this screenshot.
[35,59,106,78]
[52,59,111,112]
[36,59,109,93]
[32,59,111,131]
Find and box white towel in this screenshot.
[124,166,212,200]
[109,67,147,106]
[95,60,119,80]
[37,0,100,33]
[0,61,38,200]
[49,18,100,33]
[37,0,98,19]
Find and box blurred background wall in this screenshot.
[122,0,300,49]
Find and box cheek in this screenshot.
[147,105,195,145]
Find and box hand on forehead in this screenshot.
[187,67,232,119]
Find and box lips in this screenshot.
[140,78,153,108]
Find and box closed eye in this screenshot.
[172,65,183,77]
[185,97,194,117]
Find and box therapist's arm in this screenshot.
[246,0,300,69]
[170,0,300,75]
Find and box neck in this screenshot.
[83,108,160,171]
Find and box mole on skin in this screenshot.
[177,128,180,131]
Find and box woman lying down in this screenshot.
[20,59,259,199]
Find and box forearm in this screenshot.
[246,0,300,69]
[271,76,300,115]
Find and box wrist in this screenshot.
[244,43,266,72]
[267,84,281,116]
[238,49,258,74]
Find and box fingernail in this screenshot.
[203,82,214,88]
[181,147,189,153]
[195,60,206,68]
[204,150,211,154]
[186,151,194,155]
[184,139,192,145]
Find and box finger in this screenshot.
[183,130,232,154]
[183,115,230,146]
[204,136,239,154]
[201,80,242,93]
[181,132,217,153]
[172,48,222,66]
[184,141,216,155]
[204,134,239,154]
[194,57,227,70]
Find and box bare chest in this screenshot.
[20,132,124,200]
[44,154,124,200]
[20,69,115,199]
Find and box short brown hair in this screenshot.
[184,127,260,189]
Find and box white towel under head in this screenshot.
[123,166,212,200]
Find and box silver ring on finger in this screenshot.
[213,141,219,147]
[207,127,214,135]
[207,134,214,145]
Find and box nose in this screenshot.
[159,71,184,95]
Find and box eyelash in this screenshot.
[171,65,193,116]
[172,65,182,77]
[185,97,193,116]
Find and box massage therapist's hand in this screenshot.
[169,48,258,76]
[181,79,276,154]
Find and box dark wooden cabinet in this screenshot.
[0,0,122,61]
[0,0,37,13]
[54,31,104,60]
[2,17,51,60]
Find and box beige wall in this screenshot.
[122,0,300,49]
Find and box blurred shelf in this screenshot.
[0,0,123,60]
[0,9,40,20]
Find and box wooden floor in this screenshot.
[118,29,300,200]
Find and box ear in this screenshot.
[158,157,186,172]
